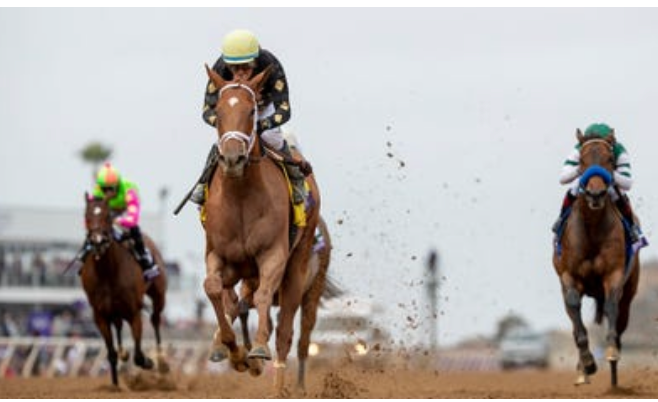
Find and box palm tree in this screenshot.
[79,141,113,184]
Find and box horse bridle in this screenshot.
[86,202,113,259]
[578,138,614,204]
[217,83,259,157]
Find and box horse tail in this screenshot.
[322,274,343,300]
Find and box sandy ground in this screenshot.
[3,362,658,399]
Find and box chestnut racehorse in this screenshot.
[552,130,640,387]
[80,194,168,387]
[201,64,321,395]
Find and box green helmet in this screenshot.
[221,29,260,64]
[584,123,613,138]
[96,162,121,188]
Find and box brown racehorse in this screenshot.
[81,194,168,387]
[201,65,321,395]
[552,130,640,387]
[235,215,341,392]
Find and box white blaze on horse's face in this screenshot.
[93,206,102,216]
[228,97,239,108]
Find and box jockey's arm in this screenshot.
[201,57,224,127]
[202,82,219,127]
[115,188,140,229]
[559,148,581,185]
[613,150,633,191]
[257,58,290,133]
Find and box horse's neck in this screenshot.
[208,158,288,242]
[94,242,131,276]
[574,198,617,233]
[214,159,270,201]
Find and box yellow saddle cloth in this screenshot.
[199,167,307,228]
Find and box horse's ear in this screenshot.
[608,129,617,145]
[85,191,91,202]
[205,64,226,91]
[249,64,273,94]
[576,128,585,144]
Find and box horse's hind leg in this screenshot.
[273,264,307,396]
[113,319,129,362]
[296,273,326,392]
[238,299,252,351]
[604,269,638,388]
[148,289,170,373]
[562,284,597,384]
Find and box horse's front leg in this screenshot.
[220,286,250,373]
[128,311,154,370]
[249,249,288,361]
[95,315,119,387]
[204,251,238,364]
[561,280,596,385]
[603,285,623,361]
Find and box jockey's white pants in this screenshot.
[259,103,284,151]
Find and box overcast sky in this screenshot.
[2,8,658,347]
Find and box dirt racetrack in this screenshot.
[3,364,658,398]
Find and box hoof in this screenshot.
[136,356,154,370]
[248,358,264,377]
[230,346,249,372]
[583,361,597,375]
[605,345,620,362]
[574,373,590,386]
[118,349,130,362]
[248,344,271,360]
[209,342,230,363]
[157,356,171,374]
[579,352,597,375]
[209,349,227,363]
[233,360,250,372]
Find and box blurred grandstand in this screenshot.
[0,205,198,337]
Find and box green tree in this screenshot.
[79,141,113,184]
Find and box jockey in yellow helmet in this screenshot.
[186,29,309,209]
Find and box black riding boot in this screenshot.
[190,143,220,206]
[129,226,159,280]
[279,141,307,204]
[615,193,645,245]
[552,190,576,235]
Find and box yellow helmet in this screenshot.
[222,29,260,64]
